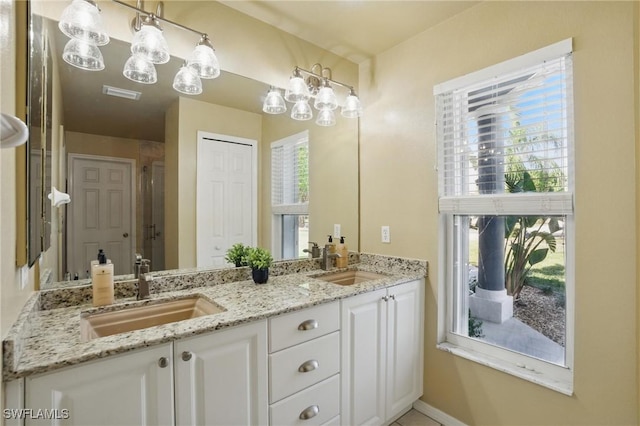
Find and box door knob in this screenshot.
[123,232,129,238]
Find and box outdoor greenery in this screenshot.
[245,247,273,271]
[468,311,485,338]
[503,171,558,299]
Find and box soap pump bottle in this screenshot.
[336,236,348,268]
[92,249,114,307]
[327,235,336,254]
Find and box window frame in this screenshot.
[270,130,309,260]
[435,39,576,395]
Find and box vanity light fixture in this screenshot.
[130,14,170,65]
[58,0,110,46]
[262,87,287,114]
[266,63,362,126]
[173,62,203,95]
[58,0,109,71]
[58,0,221,95]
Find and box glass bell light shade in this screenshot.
[131,18,170,64]
[173,64,203,95]
[123,54,157,84]
[58,0,109,46]
[314,83,338,110]
[290,100,313,121]
[284,70,310,102]
[262,88,287,114]
[187,36,220,79]
[341,90,363,118]
[62,38,105,71]
[315,108,336,127]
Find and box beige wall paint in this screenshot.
[635,0,640,407]
[166,97,262,269]
[360,1,638,424]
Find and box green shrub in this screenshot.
[245,247,273,270]
[225,243,248,267]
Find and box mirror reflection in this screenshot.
[30,7,359,287]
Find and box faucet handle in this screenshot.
[135,253,142,263]
[309,241,318,248]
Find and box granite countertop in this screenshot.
[3,254,427,381]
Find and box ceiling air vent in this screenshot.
[102,85,142,101]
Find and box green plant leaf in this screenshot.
[528,248,549,266]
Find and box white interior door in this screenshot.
[151,161,165,271]
[68,154,135,277]
[196,132,257,267]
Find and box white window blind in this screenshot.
[436,40,574,214]
[271,131,309,215]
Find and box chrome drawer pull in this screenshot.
[298,319,318,331]
[299,405,319,420]
[298,359,319,373]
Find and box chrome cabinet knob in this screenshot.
[181,351,193,361]
[158,357,169,368]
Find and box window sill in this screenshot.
[437,342,573,396]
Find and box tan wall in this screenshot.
[166,97,262,268]
[359,1,638,424]
[635,0,640,406]
[260,113,359,255]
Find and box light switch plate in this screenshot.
[334,224,341,238]
[381,226,390,243]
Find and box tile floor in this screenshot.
[392,409,441,426]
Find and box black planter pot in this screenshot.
[252,268,269,284]
[235,260,243,267]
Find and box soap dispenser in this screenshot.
[327,235,336,254]
[92,249,114,307]
[336,236,349,268]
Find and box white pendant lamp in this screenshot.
[187,35,220,79]
[58,0,109,46]
[131,15,170,65]
[173,64,203,95]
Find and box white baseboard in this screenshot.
[412,399,468,426]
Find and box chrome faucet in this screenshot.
[303,242,320,258]
[321,244,341,270]
[137,259,152,300]
[133,253,143,278]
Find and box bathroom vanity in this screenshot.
[3,254,426,426]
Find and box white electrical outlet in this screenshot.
[334,224,341,238]
[381,226,390,243]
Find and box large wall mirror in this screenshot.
[29,0,359,286]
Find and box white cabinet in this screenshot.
[24,320,268,426]
[26,344,174,426]
[268,302,341,425]
[174,320,268,426]
[340,280,424,426]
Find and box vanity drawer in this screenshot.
[269,301,339,352]
[270,374,340,426]
[269,331,340,403]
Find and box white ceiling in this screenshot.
[220,1,479,63]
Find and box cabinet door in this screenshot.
[175,320,268,426]
[340,288,387,426]
[25,344,173,426]
[385,280,424,419]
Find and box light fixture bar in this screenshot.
[111,0,208,38]
[294,66,354,92]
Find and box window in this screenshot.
[435,39,574,394]
[271,131,309,259]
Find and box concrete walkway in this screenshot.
[479,317,565,365]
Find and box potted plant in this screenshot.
[245,247,273,284]
[225,243,248,267]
